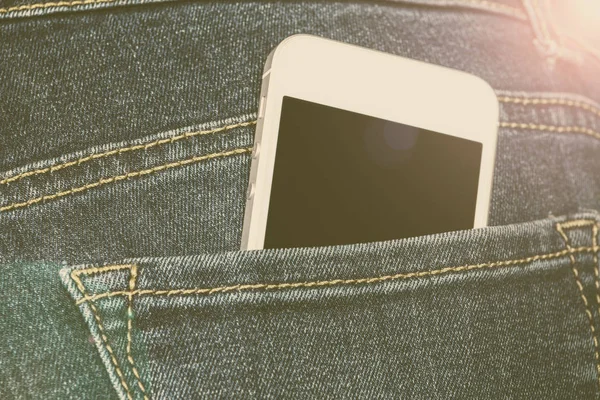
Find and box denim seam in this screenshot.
[5,93,597,189]
[0,0,116,14]
[497,95,600,119]
[0,120,256,186]
[70,267,134,400]
[521,0,584,65]
[74,246,597,305]
[594,223,600,316]
[126,265,149,399]
[0,95,597,192]
[529,0,552,44]
[0,147,251,213]
[555,220,600,391]
[68,239,598,399]
[2,120,599,214]
[499,122,600,140]
[0,0,525,19]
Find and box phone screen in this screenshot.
[264,96,483,249]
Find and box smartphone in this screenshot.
[242,35,499,250]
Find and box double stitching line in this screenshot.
[71,266,134,400]
[0,0,116,13]
[75,246,596,305]
[4,95,596,188]
[498,96,600,119]
[71,239,598,396]
[4,96,598,190]
[2,95,600,214]
[72,264,150,399]
[499,122,600,141]
[0,0,524,17]
[555,220,600,390]
[498,94,600,139]
[0,147,251,213]
[0,120,256,186]
[127,265,149,400]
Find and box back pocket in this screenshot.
[62,212,600,399]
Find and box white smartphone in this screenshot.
[242,34,499,250]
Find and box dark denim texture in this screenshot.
[1,0,600,398]
[62,213,600,399]
[1,261,117,398]
[1,2,600,262]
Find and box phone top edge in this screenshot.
[243,34,499,251]
[268,35,498,98]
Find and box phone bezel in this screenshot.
[241,34,499,250]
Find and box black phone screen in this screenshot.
[263,96,483,249]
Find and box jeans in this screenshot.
[1,0,600,398]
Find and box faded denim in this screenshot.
[1,0,600,399]
[62,213,600,398]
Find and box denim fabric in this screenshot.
[61,212,600,399]
[1,0,600,398]
[1,2,599,262]
[0,262,116,398]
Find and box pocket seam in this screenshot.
[0,120,256,186]
[499,122,600,140]
[126,265,150,399]
[5,93,600,190]
[0,147,251,213]
[67,219,600,400]
[555,219,600,392]
[3,115,598,215]
[70,266,135,400]
[497,95,600,119]
[72,264,150,400]
[75,245,597,305]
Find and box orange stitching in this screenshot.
[556,222,600,389]
[0,147,251,213]
[70,236,597,395]
[497,96,600,119]
[4,111,595,193]
[0,120,256,186]
[75,264,132,276]
[499,122,600,140]
[560,220,598,230]
[126,265,149,399]
[71,268,133,400]
[75,246,595,305]
[0,0,116,13]
[2,95,596,189]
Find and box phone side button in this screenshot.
[258,96,266,119]
[246,183,255,200]
[252,141,260,159]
